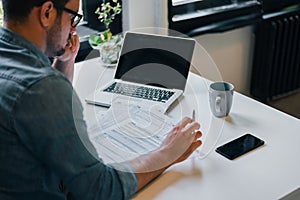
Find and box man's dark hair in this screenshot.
[2,0,70,22]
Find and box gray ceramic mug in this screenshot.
[209,82,234,117]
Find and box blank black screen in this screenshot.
[216,134,265,160]
[115,32,195,90]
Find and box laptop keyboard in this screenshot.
[103,82,175,103]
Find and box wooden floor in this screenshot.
[268,92,300,119]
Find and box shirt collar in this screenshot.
[0,27,51,66]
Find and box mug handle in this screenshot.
[215,96,221,113]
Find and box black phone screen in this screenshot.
[216,133,265,160]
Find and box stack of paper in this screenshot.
[88,100,175,164]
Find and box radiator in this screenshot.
[250,8,300,101]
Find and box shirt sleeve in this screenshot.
[12,75,137,200]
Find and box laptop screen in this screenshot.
[114,32,195,90]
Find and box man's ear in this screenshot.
[39,1,56,29]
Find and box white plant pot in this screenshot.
[96,35,123,67]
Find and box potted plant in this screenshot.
[89,0,122,66]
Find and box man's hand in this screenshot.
[56,32,80,62]
[52,32,80,82]
[130,117,202,191]
[160,117,202,165]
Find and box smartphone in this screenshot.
[216,133,265,160]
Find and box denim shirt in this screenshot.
[0,27,137,200]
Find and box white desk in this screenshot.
[74,58,300,200]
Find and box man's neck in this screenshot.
[4,19,46,54]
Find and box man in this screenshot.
[0,0,202,199]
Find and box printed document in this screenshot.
[88,100,175,164]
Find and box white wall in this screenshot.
[194,27,255,95]
[123,0,254,95]
[122,0,168,31]
[0,0,3,27]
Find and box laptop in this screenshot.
[85,32,196,113]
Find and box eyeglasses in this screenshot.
[53,4,83,28]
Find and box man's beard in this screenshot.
[45,15,65,57]
[55,48,65,57]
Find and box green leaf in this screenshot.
[89,34,105,47]
[104,19,112,25]
[95,7,100,14]
[113,7,121,14]
[103,30,113,41]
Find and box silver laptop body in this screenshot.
[85,32,195,113]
